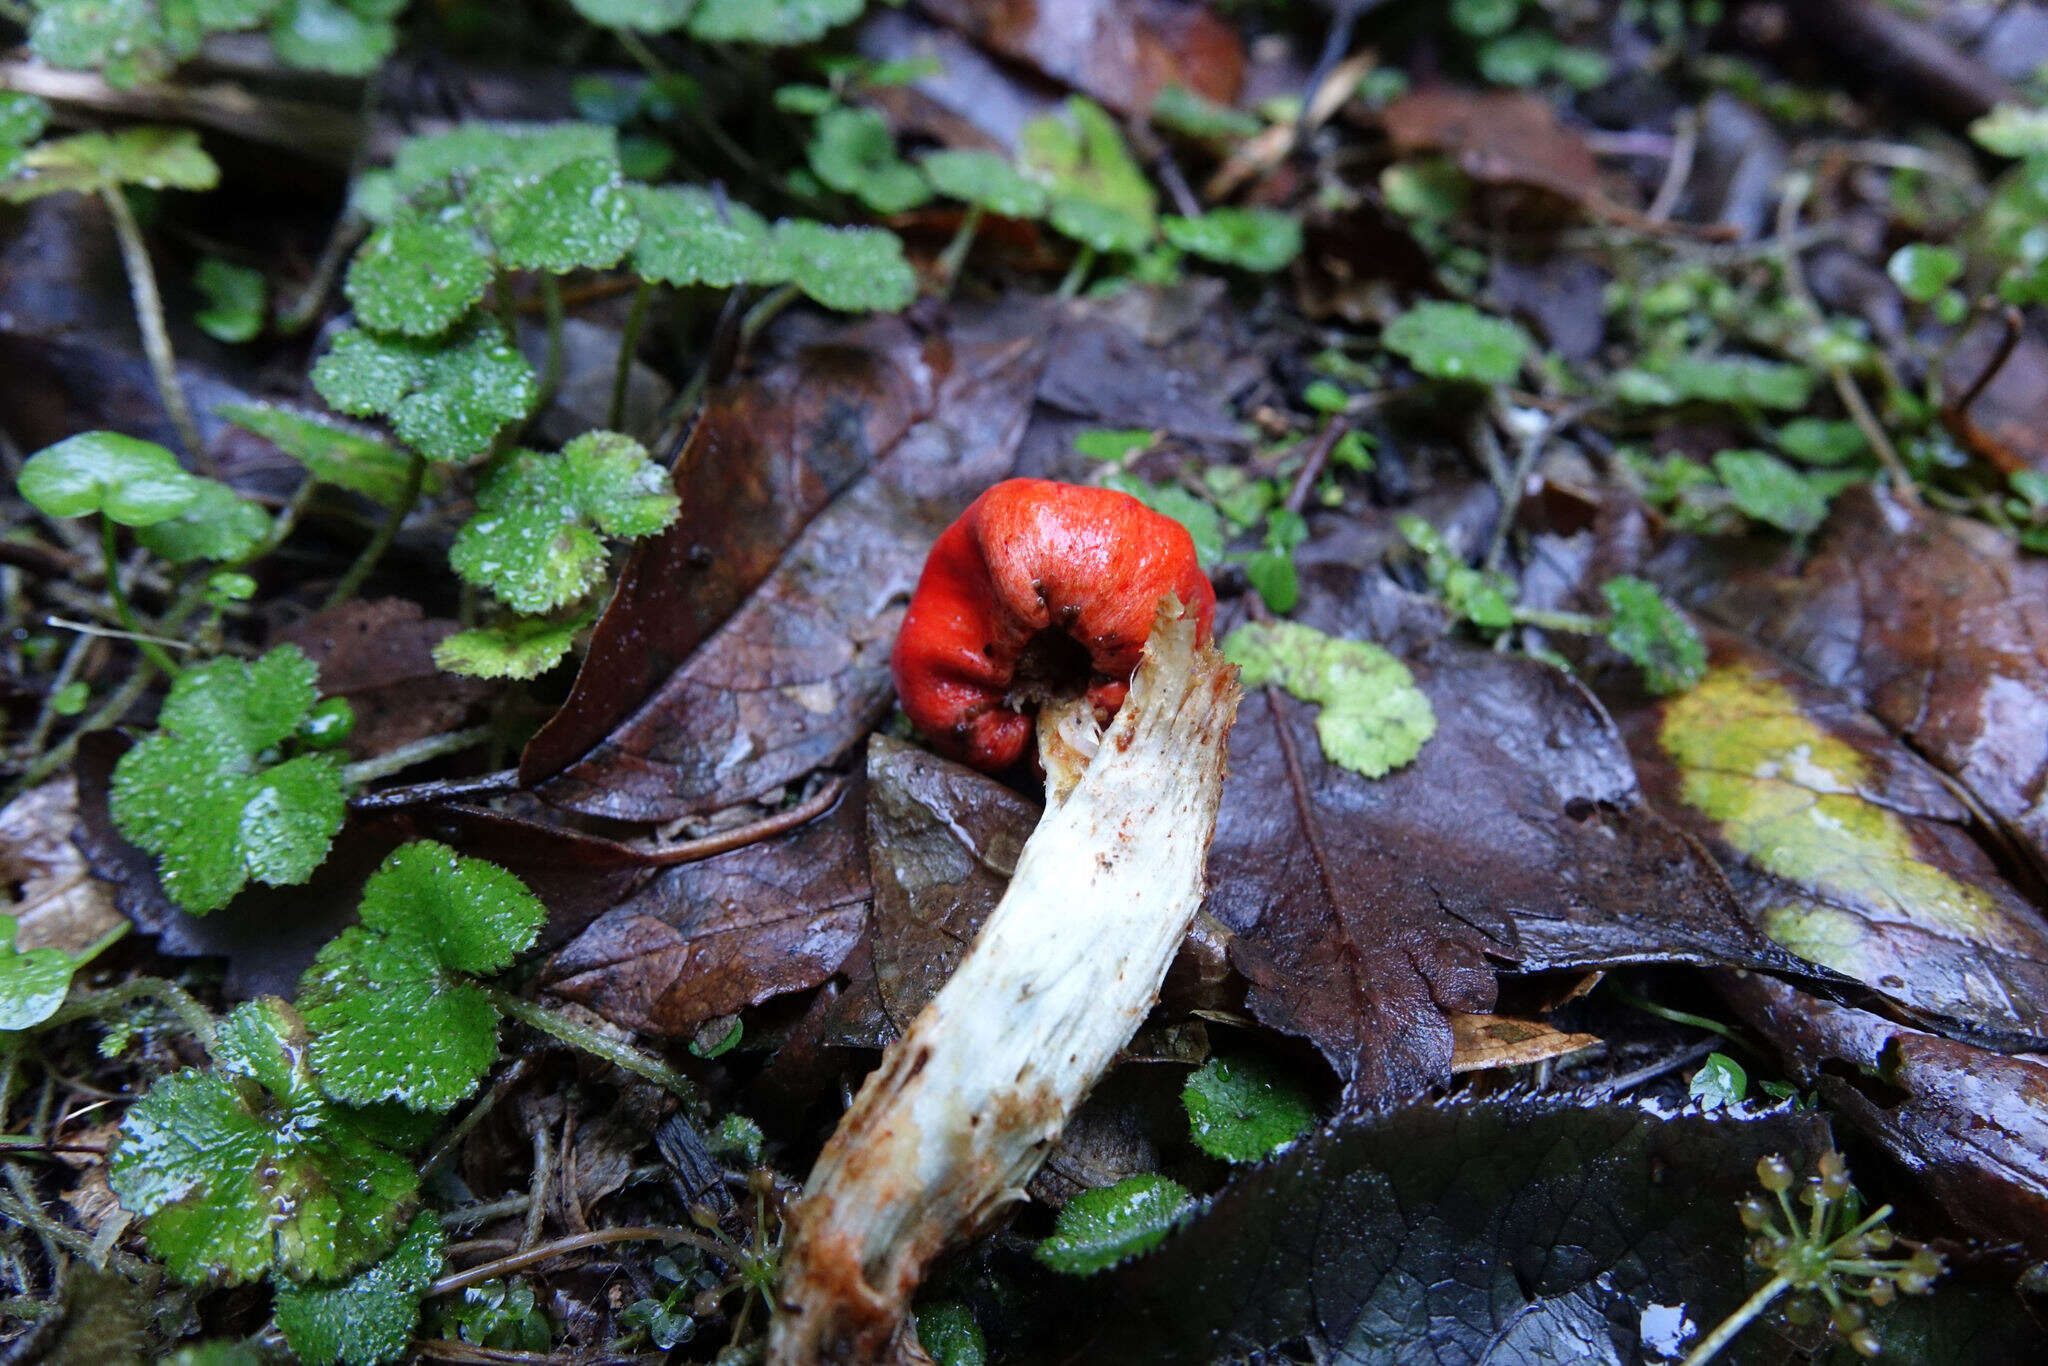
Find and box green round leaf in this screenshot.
[806,106,930,215]
[1382,302,1529,386]
[1162,207,1302,273]
[355,840,548,975]
[269,0,398,75]
[1182,1053,1316,1162]
[0,916,80,1032]
[345,208,492,337]
[432,615,588,680]
[628,184,776,288]
[767,219,916,312]
[567,0,691,31]
[919,149,1046,219]
[193,257,267,343]
[685,0,862,44]
[1886,242,1964,304]
[135,478,272,564]
[474,156,640,273]
[276,1211,445,1366]
[18,432,200,526]
[1224,620,1437,777]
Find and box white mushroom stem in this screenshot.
[770,602,1241,1365]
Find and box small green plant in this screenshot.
[1399,518,1708,695]
[108,645,350,913]
[0,914,124,1031]
[1182,1053,1316,1162]
[108,997,421,1285]
[297,841,547,1110]
[1035,1173,1193,1276]
[1680,1151,1943,1364]
[29,0,405,86]
[1162,207,1302,274]
[1688,1052,1749,1110]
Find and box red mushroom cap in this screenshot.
[891,478,1217,771]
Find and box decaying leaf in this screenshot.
[1208,575,1808,1109]
[1380,86,1636,225]
[519,314,937,787]
[1711,485,2048,880]
[542,784,869,1034]
[1626,630,2048,1049]
[915,0,1243,116]
[534,317,1048,821]
[1075,1096,1831,1363]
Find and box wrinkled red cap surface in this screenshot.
[890,478,1217,770]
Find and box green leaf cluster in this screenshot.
[298,841,547,1110]
[1224,619,1437,778]
[29,0,397,88]
[109,998,419,1284]
[217,402,423,508]
[1398,514,1516,629]
[1162,207,1302,273]
[109,646,349,913]
[1022,97,1158,254]
[313,316,537,463]
[20,430,271,563]
[276,1211,444,1366]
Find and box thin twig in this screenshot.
[538,276,565,413]
[1950,304,2024,416]
[341,726,493,787]
[638,777,844,866]
[1282,416,1351,517]
[346,767,520,811]
[1646,110,1697,224]
[426,1225,726,1297]
[1773,177,1918,504]
[99,186,205,464]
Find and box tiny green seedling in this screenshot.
[108,997,420,1285]
[433,611,597,681]
[1022,97,1159,264]
[1036,1174,1194,1276]
[1680,1151,1942,1364]
[297,841,549,1110]
[109,645,351,913]
[806,106,931,216]
[193,257,267,343]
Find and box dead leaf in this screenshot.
[1291,194,1437,325]
[1939,322,2048,477]
[1623,629,2048,1050]
[533,313,1049,822]
[1711,484,2048,880]
[541,783,869,1034]
[0,779,123,955]
[1721,969,2048,1258]
[1207,572,1811,1110]
[914,0,1243,116]
[1380,87,1634,227]
[521,314,938,787]
[865,734,1034,1031]
[1447,1012,1599,1074]
[278,598,488,761]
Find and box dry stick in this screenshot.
[1772,177,1919,504]
[427,1225,727,1298]
[1949,303,2024,417]
[1283,414,1351,517]
[347,767,520,812]
[99,186,205,464]
[640,777,844,865]
[1645,110,1698,224]
[340,725,494,787]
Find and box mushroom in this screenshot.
[770,479,1242,1364]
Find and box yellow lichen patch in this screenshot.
[1658,663,2008,971]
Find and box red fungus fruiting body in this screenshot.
[890,478,1217,771]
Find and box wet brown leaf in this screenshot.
[520,315,937,786]
[1447,1011,1599,1074]
[533,313,1049,822]
[914,0,1243,116]
[1620,629,2048,1050]
[277,598,488,761]
[1207,574,1809,1110]
[865,734,1035,1031]
[1940,322,2048,478]
[1712,484,2048,880]
[1380,87,1633,226]
[541,783,869,1035]
[0,778,123,955]
[1291,195,1437,326]
[1721,969,2048,1258]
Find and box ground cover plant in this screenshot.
[2,0,2047,1361]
